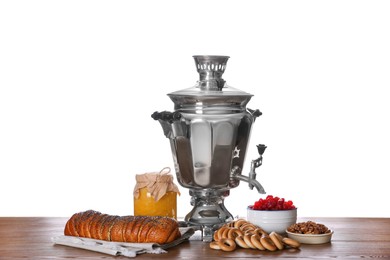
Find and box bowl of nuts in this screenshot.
[286,221,333,244]
[247,195,297,234]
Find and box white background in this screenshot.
[1,0,389,218]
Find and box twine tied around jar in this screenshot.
[133,167,180,201]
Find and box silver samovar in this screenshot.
[152,55,266,241]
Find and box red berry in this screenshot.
[251,195,296,210]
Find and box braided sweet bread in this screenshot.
[64,210,181,244]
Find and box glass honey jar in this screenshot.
[133,167,180,219]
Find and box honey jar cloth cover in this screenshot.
[133,167,180,201]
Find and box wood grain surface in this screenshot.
[0,217,389,259]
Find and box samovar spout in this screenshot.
[232,144,267,194]
[234,172,266,194]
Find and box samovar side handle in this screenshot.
[151,111,181,123]
[247,108,262,121]
[151,111,182,139]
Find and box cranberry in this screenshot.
[250,195,296,210]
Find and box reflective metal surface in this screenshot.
[152,55,266,241]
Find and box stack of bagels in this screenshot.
[210,219,300,252]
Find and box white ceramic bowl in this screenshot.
[247,208,297,234]
[286,230,334,244]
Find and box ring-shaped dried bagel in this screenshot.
[243,234,256,249]
[216,226,229,240]
[241,223,257,232]
[273,231,284,241]
[260,236,277,251]
[222,227,231,239]
[209,241,221,250]
[217,238,237,252]
[226,221,235,228]
[214,227,223,241]
[269,232,284,250]
[213,230,220,241]
[282,237,301,249]
[235,235,250,248]
[218,227,230,240]
[233,219,247,229]
[228,228,244,240]
[244,229,255,236]
[250,234,266,250]
[254,228,269,237]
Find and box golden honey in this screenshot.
[134,188,177,219]
[133,167,180,219]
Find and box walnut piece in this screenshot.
[287,221,331,234]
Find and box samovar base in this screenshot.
[182,189,234,242]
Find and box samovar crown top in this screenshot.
[193,55,230,91]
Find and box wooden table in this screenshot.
[0,217,389,259]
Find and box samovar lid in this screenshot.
[168,55,253,110]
